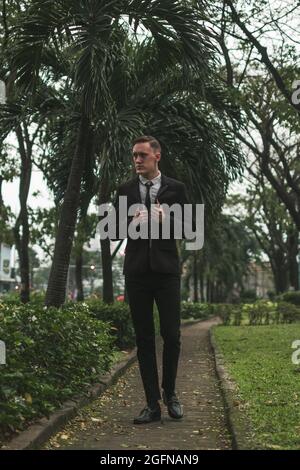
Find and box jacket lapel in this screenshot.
[155,173,169,203]
[133,176,142,203]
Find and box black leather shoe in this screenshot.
[162,390,183,419]
[133,404,161,424]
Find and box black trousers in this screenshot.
[125,270,181,406]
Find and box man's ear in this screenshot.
[156,153,161,162]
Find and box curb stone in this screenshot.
[1,317,202,451]
[209,327,261,450]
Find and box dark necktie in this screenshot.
[145,181,153,242]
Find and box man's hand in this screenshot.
[132,208,148,227]
[132,203,165,227]
[151,202,165,224]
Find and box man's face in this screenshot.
[132,142,161,176]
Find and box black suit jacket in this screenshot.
[110,173,195,274]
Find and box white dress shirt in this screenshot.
[139,170,162,205]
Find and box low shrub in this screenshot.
[247,300,275,325]
[276,301,300,323]
[180,302,215,320]
[0,302,116,434]
[239,289,257,303]
[216,304,232,325]
[278,291,300,306]
[218,299,300,326]
[83,299,135,349]
[0,290,47,306]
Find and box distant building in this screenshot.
[242,261,275,298]
[0,243,19,294]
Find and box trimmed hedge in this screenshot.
[217,300,300,326]
[0,294,216,439]
[180,301,217,320]
[277,291,300,306]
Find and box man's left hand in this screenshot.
[151,202,165,224]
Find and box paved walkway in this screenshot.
[43,318,231,450]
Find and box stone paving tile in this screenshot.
[43,318,231,450]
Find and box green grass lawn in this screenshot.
[213,324,300,450]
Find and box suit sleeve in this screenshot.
[107,186,133,241]
[109,186,124,241]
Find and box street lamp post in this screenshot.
[90,264,96,295]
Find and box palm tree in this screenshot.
[47,37,243,303]
[93,36,243,301]
[29,29,243,303]
[9,0,217,307]
[9,0,221,307]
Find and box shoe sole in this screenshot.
[133,415,161,424]
[168,411,183,419]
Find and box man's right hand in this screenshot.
[132,209,149,227]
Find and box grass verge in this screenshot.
[213,324,300,450]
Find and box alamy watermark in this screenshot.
[292,80,300,105]
[96,197,204,250]
[291,340,300,365]
[0,340,6,365]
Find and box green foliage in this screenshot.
[217,304,232,325]
[278,291,300,306]
[0,301,116,434]
[0,295,217,437]
[180,301,217,320]
[218,300,300,326]
[0,290,46,306]
[216,303,243,325]
[276,302,300,324]
[239,289,257,303]
[247,300,275,325]
[0,291,22,306]
[83,299,135,349]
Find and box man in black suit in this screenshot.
[111,135,194,424]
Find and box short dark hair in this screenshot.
[132,135,161,153]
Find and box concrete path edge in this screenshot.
[209,327,261,450]
[1,318,202,451]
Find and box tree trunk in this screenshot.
[100,238,114,303]
[182,270,191,301]
[75,248,84,301]
[98,176,114,303]
[287,229,299,290]
[199,271,204,302]
[74,206,94,302]
[193,252,198,302]
[14,124,32,303]
[14,214,30,303]
[45,115,90,307]
[206,277,211,303]
[271,251,289,294]
[0,176,3,208]
[0,176,4,245]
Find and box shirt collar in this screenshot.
[139,170,161,185]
